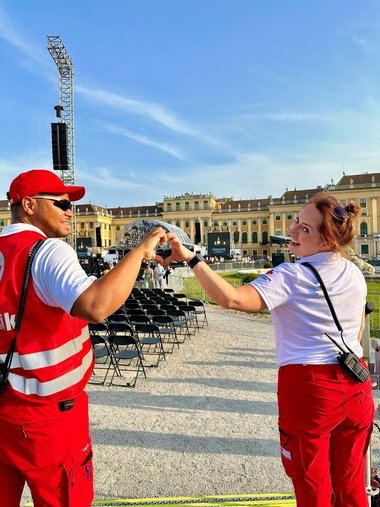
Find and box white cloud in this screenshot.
[77,85,201,137]
[242,111,327,122]
[0,7,49,67]
[76,165,143,192]
[98,121,186,161]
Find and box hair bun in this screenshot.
[345,203,356,215]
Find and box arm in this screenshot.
[71,227,166,322]
[357,306,366,343]
[165,233,266,312]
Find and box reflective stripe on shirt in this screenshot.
[8,347,93,397]
[0,327,89,371]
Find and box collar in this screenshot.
[295,251,340,265]
[0,223,47,238]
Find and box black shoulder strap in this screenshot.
[301,261,343,333]
[14,239,45,331]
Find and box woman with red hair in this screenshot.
[165,192,374,507]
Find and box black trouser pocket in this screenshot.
[279,427,296,479]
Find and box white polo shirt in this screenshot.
[1,224,96,314]
[251,252,367,366]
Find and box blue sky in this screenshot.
[1,0,380,207]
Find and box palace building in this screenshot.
[1,171,380,259]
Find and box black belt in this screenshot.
[58,399,75,412]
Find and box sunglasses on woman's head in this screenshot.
[31,195,73,211]
[332,205,347,222]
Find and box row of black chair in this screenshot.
[89,289,208,388]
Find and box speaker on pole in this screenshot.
[95,226,102,247]
[51,122,69,171]
[195,221,201,244]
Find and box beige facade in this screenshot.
[1,172,380,259]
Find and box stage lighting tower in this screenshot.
[47,35,77,249]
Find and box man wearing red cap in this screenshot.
[0,169,166,507]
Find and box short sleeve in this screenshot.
[32,239,96,314]
[251,264,297,311]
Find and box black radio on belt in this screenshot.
[337,351,370,383]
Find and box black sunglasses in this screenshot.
[332,205,347,223]
[32,195,73,211]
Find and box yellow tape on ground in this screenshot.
[24,492,296,507]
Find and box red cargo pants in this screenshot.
[0,389,93,507]
[278,363,374,507]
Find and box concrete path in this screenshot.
[22,305,380,504]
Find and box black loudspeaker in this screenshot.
[51,122,69,171]
[95,226,102,247]
[195,222,201,244]
[272,252,285,267]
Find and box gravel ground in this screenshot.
[22,305,380,504]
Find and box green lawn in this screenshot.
[183,272,241,303]
[183,272,380,334]
[367,280,380,336]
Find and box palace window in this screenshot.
[360,222,368,236]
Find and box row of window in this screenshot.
[78,219,371,237]
[166,217,270,228]
[165,198,369,213]
[166,201,210,211]
[79,222,112,231]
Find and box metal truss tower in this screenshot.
[47,35,77,248]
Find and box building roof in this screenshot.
[220,198,270,211]
[335,172,380,186]
[276,187,322,204]
[108,205,162,215]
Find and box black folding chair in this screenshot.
[107,335,146,388]
[88,321,108,336]
[165,308,191,341]
[179,304,199,332]
[89,335,113,385]
[151,315,182,350]
[188,300,208,327]
[107,313,129,325]
[134,323,166,367]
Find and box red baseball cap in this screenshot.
[8,169,85,204]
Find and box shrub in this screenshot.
[263,262,273,268]
[241,273,260,283]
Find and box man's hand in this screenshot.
[163,232,194,266]
[136,227,167,263]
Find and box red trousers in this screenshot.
[0,389,93,507]
[278,363,374,507]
